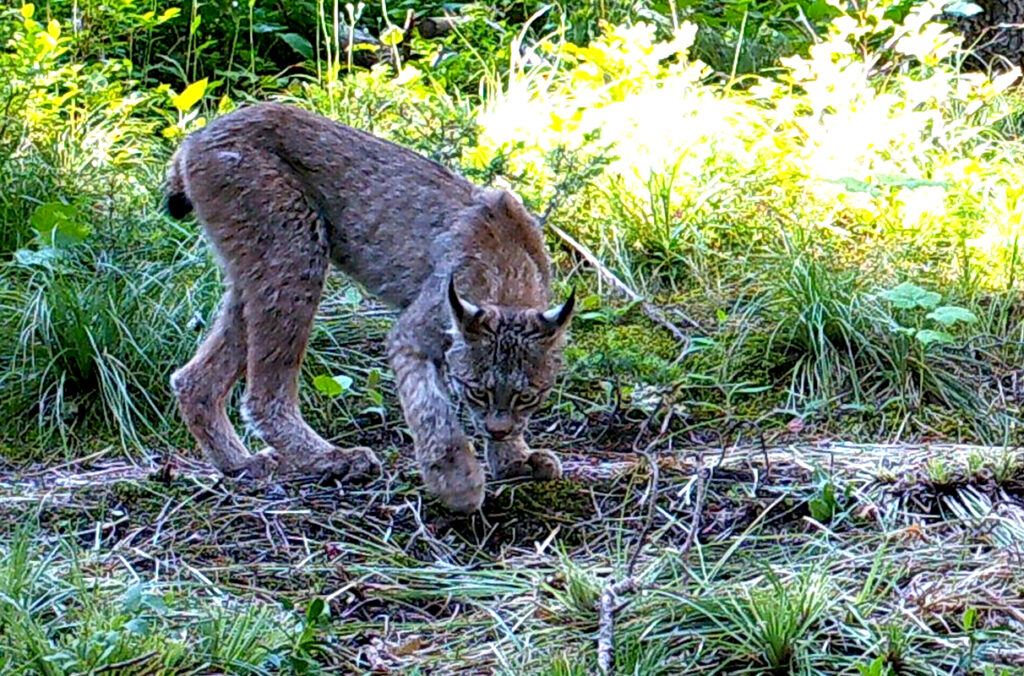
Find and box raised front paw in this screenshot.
[525,448,562,480]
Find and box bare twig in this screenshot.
[597,577,637,675]
[596,416,669,675]
[548,222,690,346]
[680,453,707,559]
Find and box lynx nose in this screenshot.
[484,413,513,440]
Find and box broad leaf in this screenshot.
[313,374,353,397]
[280,33,313,59]
[926,306,977,327]
[879,281,941,309]
[172,78,208,112]
[30,202,88,247]
[915,329,954,346]
[14,247,61,269]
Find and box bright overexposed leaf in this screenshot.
[380,26,404,46]
[172,78,208,112]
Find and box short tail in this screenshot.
[164,144,193,220]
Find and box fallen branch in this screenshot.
[548,222,690,346]
[533,143,691,348]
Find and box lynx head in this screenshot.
[445,278,574,441]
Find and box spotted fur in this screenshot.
[165,102,573,512]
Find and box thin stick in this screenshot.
[680,453,707,558]
[597,415,670,675]
[597,577,636,676]
[547,222,690,345]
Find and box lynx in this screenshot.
[165,102,574,512]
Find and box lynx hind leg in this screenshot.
[171,290,276,477]
[186,145,379,483]
[487,438,562,481]
[238,235,378,482]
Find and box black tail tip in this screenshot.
[165,192,193,220]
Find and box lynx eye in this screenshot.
[463,386,489,407]
[514,391,541,409]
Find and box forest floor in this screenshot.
[2,415,1023,674]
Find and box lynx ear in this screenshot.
[448,275,485,335]
[539,286,575,335]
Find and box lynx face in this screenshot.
[446,279,574,441]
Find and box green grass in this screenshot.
[2,0,1024,673]
[1,442,1022,674]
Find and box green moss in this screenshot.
[565,321,682,385]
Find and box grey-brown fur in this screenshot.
[166,102,573,512]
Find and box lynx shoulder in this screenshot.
[166,102,573,512]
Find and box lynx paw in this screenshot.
[526,448,562,480]
[225,448,281,480]
[493,448,563,481]
[303,446,382,484]
[422,440,486,513]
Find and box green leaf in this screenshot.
[252,22,287,33]
[914,329,954,346]
[926,306,977,327]
[963,606,977,631]
[172,78,208,112]
[30,202,88,247]
[313,374,353,397]
[280,33,313,59]
[808,497,834,523]
[366,368,381,388]
[879,281,941,310]
[380,26,404,46]
[124,618,150,636]
[306,598,325,622]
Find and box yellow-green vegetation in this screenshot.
[1,0,1023,673]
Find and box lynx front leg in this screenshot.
[388,325,485,513]
[486,436,562,481]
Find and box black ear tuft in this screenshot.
[540,286,575,333]
[448,274,485,334]
[166,192,193,220]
